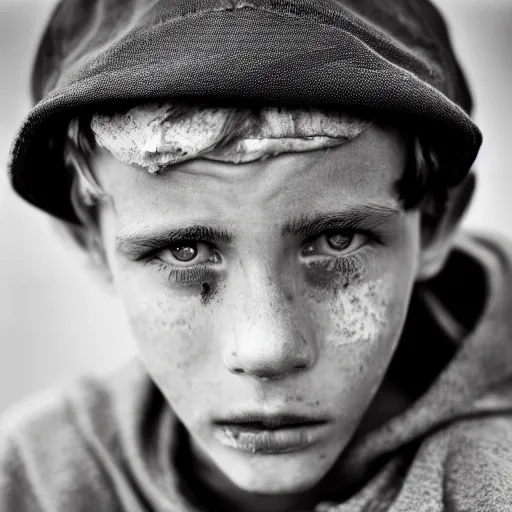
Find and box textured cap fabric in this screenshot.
[9,0,482,224]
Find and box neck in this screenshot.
[178,434,334,512]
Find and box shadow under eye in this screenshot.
[302,253,366,292]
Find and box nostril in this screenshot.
[232,368,244,374]
[293,364,307,371]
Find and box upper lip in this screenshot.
[214,413,328,430]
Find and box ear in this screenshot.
[417,172,476,281]
[80,225,116,292]
[56,141,116,291]
[52,219,116,294]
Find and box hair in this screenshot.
[62,103,449,251]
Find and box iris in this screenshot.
[171,243,198,262]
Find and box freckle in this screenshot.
[315,400,320,406]
[341,327,357,338]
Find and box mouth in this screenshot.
[213,414,329,454]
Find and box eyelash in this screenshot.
[144,230,379,286]
[150,260,216,285]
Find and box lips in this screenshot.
[213,414,329,454]
[217,414,326,429]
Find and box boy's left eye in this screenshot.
[301,232,368,257]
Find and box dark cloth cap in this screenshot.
[9,0,482,224]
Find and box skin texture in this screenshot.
[91,124,422,512]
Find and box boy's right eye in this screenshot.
[156,241,222,267]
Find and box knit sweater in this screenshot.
[1,231,512,511]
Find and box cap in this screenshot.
[9,0,482,224]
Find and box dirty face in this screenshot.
[93,123,420,495]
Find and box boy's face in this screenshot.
[93,123,420,493]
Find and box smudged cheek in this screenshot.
[308,276,409,390]
[115,275,221,416]
[324,278,402,346]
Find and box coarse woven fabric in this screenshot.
[9,0,481,224]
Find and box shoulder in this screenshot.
[443,414,512,510]
[0,359,153,512]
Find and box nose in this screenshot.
[221,279,318,380]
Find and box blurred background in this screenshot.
[0,0,511,414]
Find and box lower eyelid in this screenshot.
[302,244,374,274]
[150,260,217,285]
[305,255,359,273]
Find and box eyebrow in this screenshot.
[281,204,399,237]
[116,204,400,255]
[116,225,233,255]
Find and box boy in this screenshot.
[2,0,512,511]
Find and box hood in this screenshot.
[328,231,512,500]
[8,0,481,224]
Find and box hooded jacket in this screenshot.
[9,0,481,224]
[4,1,511,511]
[1,232,512,511]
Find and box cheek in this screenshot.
[310,274,412,391]
[309,218,420,372]
[322,278,400,347]
[130,299,199,360]
[113,269,219,412]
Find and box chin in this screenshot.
[231,475,321,495]
[218,449,334,495]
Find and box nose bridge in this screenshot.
[222,264,317,380]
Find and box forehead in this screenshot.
[93,123,407,227]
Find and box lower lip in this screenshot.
[214,423,328,454]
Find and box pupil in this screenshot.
[172,244,197,262]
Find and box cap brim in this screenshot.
[9,5,482,223]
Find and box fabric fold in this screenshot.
[90,102,373,173]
